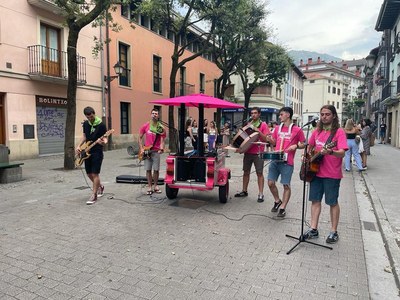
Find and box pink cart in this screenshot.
[150,94,244,203]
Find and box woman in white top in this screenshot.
[208,121,218,151]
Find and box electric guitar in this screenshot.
[300,141,337,182]
[75,129,114,167]
[138,145,154,162]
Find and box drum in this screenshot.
[259,151,285,161]
[232,124,259,153]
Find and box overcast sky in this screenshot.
[267,0,383,60]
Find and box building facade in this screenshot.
[373,0,400,147]
[0,1,221,160]
[0,0,103,160]
[107,5,221,148]
[299,58,364,124]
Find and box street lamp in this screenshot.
[104,61,124,150]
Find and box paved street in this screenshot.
[0,146,398,299]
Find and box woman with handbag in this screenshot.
[344,119,365,172]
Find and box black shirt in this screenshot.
[82,120,107,153]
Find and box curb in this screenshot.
[361,171,400,294]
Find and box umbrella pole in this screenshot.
[179,103,186,156]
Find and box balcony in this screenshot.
[381,81,398,107]
[27,0,63,14]
[28,45,86,85]
[175,82,195,96]
[398,75,400,94]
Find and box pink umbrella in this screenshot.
[149,94,244,109]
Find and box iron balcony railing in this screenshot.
[398,75,400,94]
[175,82,195,96]
[28,45,86,84]
[382,81,397,100]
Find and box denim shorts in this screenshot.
[84,151,104,174]
[309,176,341,206]
[144,152,161,171]
[267,161,294,185]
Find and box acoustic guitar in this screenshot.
[300,141,337,182]
[75,129,114,167]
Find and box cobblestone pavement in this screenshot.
[0,149,372,299]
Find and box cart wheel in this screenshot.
[166,184,179,199]
[219,181,229,203]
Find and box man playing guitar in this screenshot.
[266,107,305,218]
[303,105,348,244]
[139,108,166,195]
[75,107,108,205]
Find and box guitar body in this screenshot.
[138,145,153,162]
[299,141,337,182]
[300,152,322,182]
[74,129,114,168]
[75,141,93,167]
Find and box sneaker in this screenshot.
[86,194,97,205]
[271,200,282,212]
[97,185,104,197]
[359,167,367,172]
[257,195,264,203]
[326,231,339,244]
[277,208,286,217]
[303,228,319,240]
[234,191,248,197]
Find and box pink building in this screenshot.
[0,1,221,159]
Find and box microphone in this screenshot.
[303,117,319,127]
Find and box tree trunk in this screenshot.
[64,29,79,170]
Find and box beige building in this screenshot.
[302,74,345,123]
[299,58,364,123]
[0,0,103,159]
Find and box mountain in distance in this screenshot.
[288,50,342,66]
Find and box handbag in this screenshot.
[370,132,375,147]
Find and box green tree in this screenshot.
[209,0,266,127]
[138,0,219,152]
[236,42,292,121]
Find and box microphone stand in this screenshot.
[285,123,333,255]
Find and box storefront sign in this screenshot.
[36,95,68,107]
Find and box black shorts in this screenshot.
[84,151,104,174]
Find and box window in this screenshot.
[153,55,162,93]
[118,43,131,87]
[309,80,315,83]
[328,86,331,93]
[40,23,61,77]
[253,84,272,95]
[337,102,339,109]
[121,1,140,21]
[337,88,341,95]
[120,102,130,134]
[199,73,205,93]
[332,87,336,94]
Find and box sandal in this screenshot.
[234,191,248,197]
[154,187,162,194]
[146,190,153,195]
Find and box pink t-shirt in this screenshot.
[246,122,270,154]
[139,122,166,151]
[308,128,348,179]
[272,124,305,166]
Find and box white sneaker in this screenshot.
[97,185,104,197]
[86,194,97,205]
